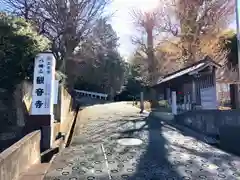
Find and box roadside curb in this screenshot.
[150,112,219,145]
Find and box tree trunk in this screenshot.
[146,18,158,109]
[66,59,77,90]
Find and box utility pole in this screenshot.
[235,0,240,107]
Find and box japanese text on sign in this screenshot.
[31,53,56,115]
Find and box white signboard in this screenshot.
[54,80,59,105]
[31,53,56,115]
[200,87,217,109]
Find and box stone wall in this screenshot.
[1,80,76,152]
[14,81,33,127]
[0,130,41,180]
[51,86,75,147]
[0,81,32,152]
[175,110,240,155]
[58,87,75,145]
[175,110,240,136]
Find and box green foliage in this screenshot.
[124,65,144,95]
[75,51,126,93]
[74,18,126,94]
[0,14,49,92]
[120,51,148,97]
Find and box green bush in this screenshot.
[158,100,170,108]
[0,13,49,92]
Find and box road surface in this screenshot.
[44,102,240,180]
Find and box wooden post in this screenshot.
[172,91,177,115]
[184,95,187,110]
[187,94,191,110]
[192,79,196,103]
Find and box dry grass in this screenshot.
[218,106,231,110]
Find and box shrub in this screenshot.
[0,13,49,92]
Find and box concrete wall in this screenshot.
[51,86,75,147]
[0,130,41,180]
[1,80,75,153]
[175,110,240,136]
[59,87,75,144]
[219,125,240,155]
[53,84,61,122]
[175,110,240,155]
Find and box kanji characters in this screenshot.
[35,88,44,96]
[36,76,44,84]
[39,69,44,74]
[47,61,51,74]
[35,100,43,108]
[38,64,44,68]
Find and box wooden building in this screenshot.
[153,56,222,112]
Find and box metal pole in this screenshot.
[235,0,240,107]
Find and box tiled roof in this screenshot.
[155,56,221,86]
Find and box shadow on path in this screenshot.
[118,113,181,179]
[44,103,240,180]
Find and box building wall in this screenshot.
[195,73,214,106]
[155,67,218,110]
[216,83,231,108]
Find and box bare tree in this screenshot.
[131,9,162,84]
[131,0,234,107]
[1,0,38,20]
[134,0,235,69]
[131,9,164,107]
[158,0,235,65]
[2,0,110,88]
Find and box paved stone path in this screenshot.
[44,102,240,180]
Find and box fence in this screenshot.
[74,89,108,100]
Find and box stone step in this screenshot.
[18,163,51,180]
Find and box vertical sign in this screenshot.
[31,53,56,115]
[54,80,59,105]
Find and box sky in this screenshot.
[109,0,237,60]
[108,0,160,60]
[0,0,237,60]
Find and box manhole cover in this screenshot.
[117,138,143,146]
